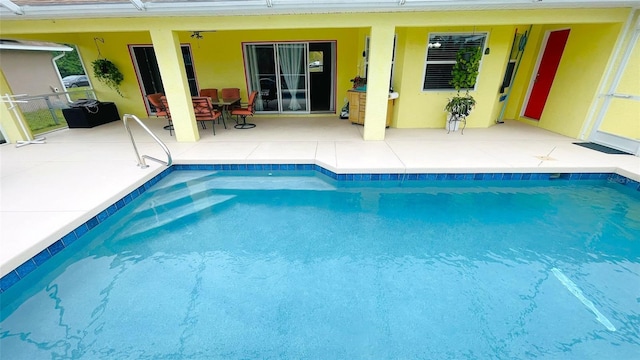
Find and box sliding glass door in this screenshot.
[130,45,197,115]
[278,43,308,112]
[245,44,279,112]
[246,42,332,114]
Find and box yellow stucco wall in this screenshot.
[1,8,629,35]
[393,25,515,129]
[188,27,361,112]
[363,24,396,140]
[0,71,31,142]
[12,28,361,118]
[0,7,633,142]
[502,25,542,126]
[599,34,640,139]
[614,33,640,96]
[600,99,640,139]
[480,27,516,128]
[535,23,622,138]
[503,22,623,138]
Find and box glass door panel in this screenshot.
[278,74,307,112]
[245,44,278,112]
[181,46,198,96]
[277,43,308,112]
[245,42,310,114]
[130,45,197,115]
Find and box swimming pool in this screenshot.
[1,168,639,359]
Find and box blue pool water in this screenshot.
[1,170,639,359]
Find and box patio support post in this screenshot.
[363,24,395,141]
[0,70,28,143]
[149,28,199,142]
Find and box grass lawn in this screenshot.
[21,87,95,134]
[68,87,93,101]
[23,108,68,134]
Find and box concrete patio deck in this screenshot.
[1,115,639,277]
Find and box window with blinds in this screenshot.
[423,33,487,91]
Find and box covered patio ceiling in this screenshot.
[1,0,639,19]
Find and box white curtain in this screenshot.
[277,43,304,111]
[247,45,264,111]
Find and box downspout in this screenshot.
[496,25,532,124]
[51,52,68,101]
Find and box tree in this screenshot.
[53,47,84,77]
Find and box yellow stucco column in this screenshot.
[0,70,31,143]
[363,24,395,141]
[149,29,199,142]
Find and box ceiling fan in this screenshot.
[190,30,216,39]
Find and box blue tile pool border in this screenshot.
[2,164,639,293]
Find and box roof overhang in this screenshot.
[0,39,74,52]
[1,0,639,20]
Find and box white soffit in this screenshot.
[0,39,74,52]
[1,0,639,19]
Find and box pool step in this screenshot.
[109,172,334,239]
[136,179,220,212]
[148,170,221,193]
[140,173,333,212]
[109,173,237,239]
[115,193,236,239]
[172,175,336,191]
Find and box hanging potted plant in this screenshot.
[444,46,482,133]
[92,58,124,97]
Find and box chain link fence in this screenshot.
[18,88,97,135]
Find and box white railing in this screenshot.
[122,114,172,168]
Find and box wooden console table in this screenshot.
[347,90,393,127]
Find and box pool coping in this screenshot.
[1,164,639,293]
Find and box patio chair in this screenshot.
[221,87,240,99]
[199,88,219,101]
[192,96,225,135]
[230,91,258,129]
[221,88,241,110]
[148,93,173,135]
[199,88,222,122]
[259,78,277,110]
[159,96,179,136]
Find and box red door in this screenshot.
[524,29,570,120]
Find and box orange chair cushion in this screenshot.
[192,97,221,121]
[231,109,252,116]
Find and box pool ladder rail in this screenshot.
[123,114,173,169]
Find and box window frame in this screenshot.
[422,32,488,92]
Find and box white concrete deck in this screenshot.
[1,115,639,277]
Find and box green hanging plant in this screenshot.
[450,46,482,93]
[444,46,483,131]
[444,46,483,115]
[92,58,124,97]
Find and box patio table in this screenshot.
[210,97,241,123]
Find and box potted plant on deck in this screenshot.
[444,46,482,133]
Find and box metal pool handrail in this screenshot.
[123,114,173,169]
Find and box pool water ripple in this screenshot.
[1,171,639,359]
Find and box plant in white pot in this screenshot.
[444,46,482,133]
